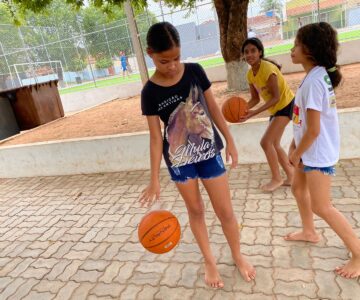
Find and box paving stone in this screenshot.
[8,278,39,299]
[0,277,13,291]
[71,269,103,283]
[56,260,83,281]
[154,286,194,300]
[69,282,95,300]
[177,263,200,288]
[312,257,346,271]
[191,288,216,300]
[274,280,317,298]
[22,291,55,300]
[63,250,91,260]
[33,279,66,294]
[8,258,35,277]
[136,284,160,300]
[21,266,51,280]
[336,275,360,299]
[290,246,312,268]
[40,241,64,258]
[89,282,125,298]
[98,261,123,283]
[45,260,72,281]
[113,261,138,284]
[0,277,26,299]
[88,243,111,260]
[314,270,341,299]
[160,263,184,286]
[274,267,313,282]
[101,242,122,260]
[135,261,167,274]
[53,281,80,300]
[252,266,274,295]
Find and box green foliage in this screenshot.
[66,57,87,72]
[95,55,113,69]
[2,0,197,16]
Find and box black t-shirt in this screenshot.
[141,63,224,168]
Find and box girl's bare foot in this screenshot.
[284,231,320,243]
[335,257,360,279]
[261,179,284,192]
[204,260,224,288]
[234,255,256,282]
[282,177,293,186]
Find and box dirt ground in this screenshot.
[1,63,360,147]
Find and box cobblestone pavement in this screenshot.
[0,159,360,299]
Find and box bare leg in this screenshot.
[202,174,256,282]
[306,171,360,278]
[284,166,320,242]
[273,117,294,186]
[176,179,224,288]
[260,117,292,192]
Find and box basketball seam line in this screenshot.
[139,216,175,241]
[146,220,180,250]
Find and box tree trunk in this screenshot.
[214,0,249,91]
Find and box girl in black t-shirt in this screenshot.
[139,22,256,287]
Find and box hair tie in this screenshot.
[327,66,337,72]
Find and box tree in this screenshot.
[2,0,250,90]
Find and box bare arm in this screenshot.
[290,109,321,167]
[247,84,261,109]
[204,88,238,168]
[250,73,280,117]
[139,115,163,206]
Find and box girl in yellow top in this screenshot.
[240,38,294,192]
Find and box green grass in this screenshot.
[60,28,360,95]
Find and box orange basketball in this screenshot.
[138,210,181,254]
[222,96,248,123]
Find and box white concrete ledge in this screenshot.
[0,108,359,178]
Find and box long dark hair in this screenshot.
[296,22,342,88]
[146,22,180,53]
[241,37,282,70]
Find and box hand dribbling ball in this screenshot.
[222,96,248,123]
[138,210,181,254]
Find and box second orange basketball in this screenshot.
[222,96,248,123]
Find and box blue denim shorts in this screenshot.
[303,165,336,176]
[168,154,226,183]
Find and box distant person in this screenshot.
[248,28,256,38]
[119,51,130,78]
[298,17,303,29]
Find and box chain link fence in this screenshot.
[0,0,359,92]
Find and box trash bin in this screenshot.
[0,80,64,131]
[0,95,20,140]
[75,76,82,84]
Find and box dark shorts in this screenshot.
[270,98,295,121]
[121,64,127,71]
[303,165,336,176]
[168,154,226,183]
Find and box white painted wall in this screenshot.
[61,81,143,114]
[1,108,359,178]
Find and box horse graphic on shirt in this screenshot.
[166,85,215,167]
